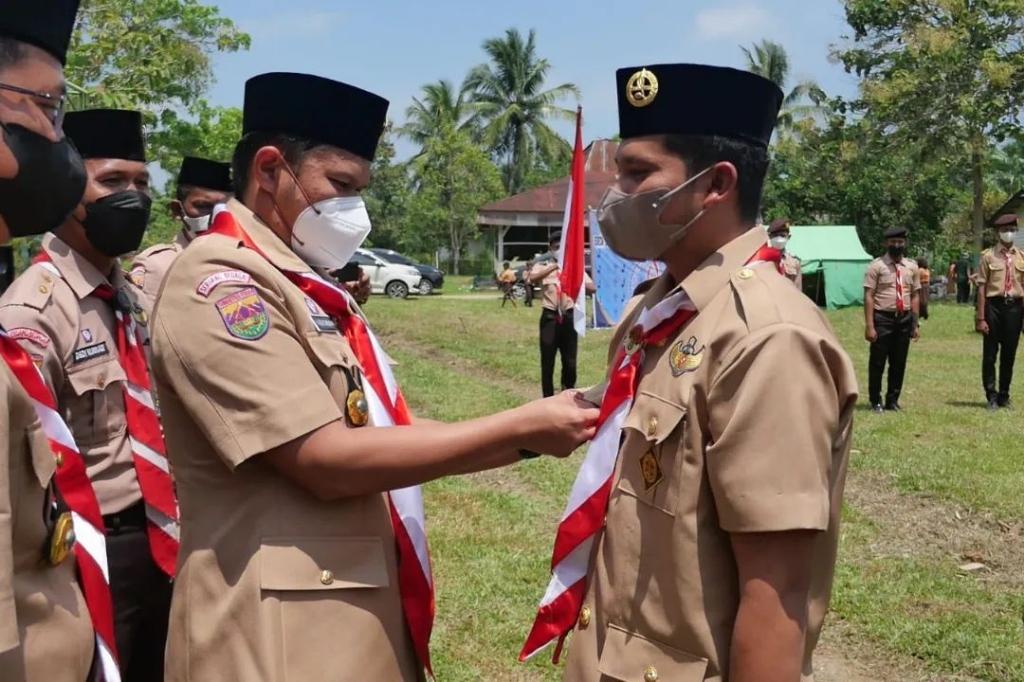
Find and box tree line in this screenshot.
[17,0,1024,277]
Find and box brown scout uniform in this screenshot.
[531,262,594,312]
[150,199,419,681]
[129,232,189,316]
[863,255,920,311]
[0,363,94,682]
[782,251,803,290]
[563,228,858,682]
[0,234,142,516]
[977,245,1024,299]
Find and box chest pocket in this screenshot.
[617,391,687,516]
[64,359,126,446]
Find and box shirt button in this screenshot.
[97,378,105,389]
[38,285,48,294]
[646,417,658,437]
[578,605,592,629]
[644,666,659,682]
[319,569,334,585]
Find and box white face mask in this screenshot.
[290,196,372,269]
[182,214,211,237]
[769,235,789,251]
[1000,231,1016,244]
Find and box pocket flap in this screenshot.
[66,359,126,396]
[259,536,390,591]
[597,625,708,682]
[304,332,354,368]
[623,391,686,444]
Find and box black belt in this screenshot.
[987,295,1022,304]
[874,310,911,318]
[103,501,147,534]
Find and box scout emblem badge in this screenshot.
[638,450,663,491]
[669,336,704,377]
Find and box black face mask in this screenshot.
[887,245,905,259]
[81,190,152,257]
[0,122,87,239]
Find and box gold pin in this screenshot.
[319,569,334,585]
[47,512,75,566]
[646,417,658,437]
[578,605,592,629]
[55,453,64,467]
[38,285,48,294]
[638,451,664,491]
[346,389,369,427]
[737,268,754,280]
[644,666,659,682]
[624,325,644,355]
[626,68,659,108]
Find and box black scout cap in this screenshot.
[768,218,792,234]
[993,214,1018,228]
[0,0,80,65]
[178,156,232,192]
[63,109,146,161]
[615,64,783,148]
[883,226,907,239]
[242,72,389,162]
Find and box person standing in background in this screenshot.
[975,214,1024,411]
[768,217,802,290]
[916,257,930,320]
[951,251,973,304]
[864,227,921,413]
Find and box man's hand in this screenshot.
[912,325,920,341]
[865,326,877,343]
[977,319,990,335]
[344,270,371,305]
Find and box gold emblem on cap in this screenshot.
[346,389,369,427]
[626,68,659,108]
[47,511,76,566]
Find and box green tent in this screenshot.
[787,225,873,310]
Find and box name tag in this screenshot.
[73,341,109,364]
[312,315,339,333]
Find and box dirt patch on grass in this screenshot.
[845,467,1024,590]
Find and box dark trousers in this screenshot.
[957,279,971,304]
[868,310,913,407]
[105,503,172,681]
[982,297,1024,402]
[539,308,577,397]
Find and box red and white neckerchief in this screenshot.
[520,244,782,663]
[894,263,906,314]
[34,254,179,578]
[207,211,436,678]
[0,329,121,681]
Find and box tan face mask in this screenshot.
[595,167,711,262]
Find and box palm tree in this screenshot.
[398,79,472,151]
[742,40,825,130]
[464,28,580,195]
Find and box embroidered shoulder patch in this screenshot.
[73,342,109,364]
[216,287,269,340]
[129,267,146,288]
[197,270,252,298]
[6,327,50,348]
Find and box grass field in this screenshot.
[365,293,1024,682]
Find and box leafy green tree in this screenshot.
[147,103,242,187]
[741,40,825,130]
[464,28,579,195]
[398,80,473,152]
[835,0,1024,252]
[66,0,249,112]
[363,124,413,251]
[408,129,504,274]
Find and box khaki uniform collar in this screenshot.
[41,232,124,299]
[224,198,313,274]
[997,244,1017,257]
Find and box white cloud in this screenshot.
[694,4,776,42]
[242,11,344,40]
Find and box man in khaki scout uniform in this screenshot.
[129,156,233,314]
[529,232,596,397]
[863,226,920,414]
[0,108,175,679]
[148,71,599,682]
[976,214,1024,410]
[528,64,857,682]
[768,217,802,290]
[0,2,98,680]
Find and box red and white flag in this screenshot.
[557,107,587,337]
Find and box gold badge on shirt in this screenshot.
[669,336,704,377]
[638,450,664,491]
[346,389,369,427]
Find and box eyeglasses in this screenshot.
[0,82,66,129]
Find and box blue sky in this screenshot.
[205,0,860,160]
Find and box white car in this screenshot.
[349,248,423,298]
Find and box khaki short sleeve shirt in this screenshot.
[128,233,188,316]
